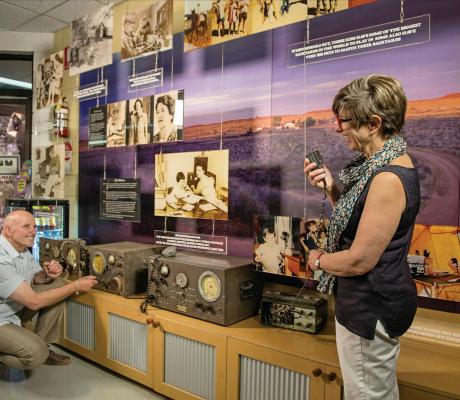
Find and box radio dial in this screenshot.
[175,272,188,289]
[160,263,170,277]
[52,246,61,258]
[198,271,222,303]
[91,253,106,276]
[107,276,122,294]
[66,248,77,268]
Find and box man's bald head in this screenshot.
[2,210,36,252]
[3,210,34,229]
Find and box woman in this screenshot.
[153,94,177,142]
[304,75,420,399]
[129,98,149,145]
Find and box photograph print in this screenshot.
[127,96,153,145]
[254,215,329,280]
[69,4,113,76]
[32,143,65,199]
[106,101,127,147]
[184,0,213,51]
[154,149,229,220]
[153,89,184,143]
[408,224,460,303]
[121,0,173,61]
[36,50,64,110]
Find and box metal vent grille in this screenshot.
[65,301,95,350]
[240,355,310,400]
[108,313,147,373]
[164,332,215,400]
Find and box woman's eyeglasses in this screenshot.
[335,116,352,130]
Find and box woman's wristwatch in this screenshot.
[314,252,325,270]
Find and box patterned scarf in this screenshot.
[316,135,407,294]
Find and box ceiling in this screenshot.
[0,0,123,33]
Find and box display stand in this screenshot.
[59,290,460,400]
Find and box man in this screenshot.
[0,210,97,369]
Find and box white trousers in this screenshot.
[335,318,400,400]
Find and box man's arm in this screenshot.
[9,276,97,311]
[10,281,78,311]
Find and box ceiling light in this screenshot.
[0,77,32,89]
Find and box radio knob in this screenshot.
[195,302,204,312]
[206,306,216,315]
[107,277,122,295]
[159,263,170,277]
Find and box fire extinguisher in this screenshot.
[54,98,69,137]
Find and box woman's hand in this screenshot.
[304,158,334,193]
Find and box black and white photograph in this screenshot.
[106,101,127,147]
[154,149,229,220]
[0,103,27,162]
[121,0,173,61]
[36,50,64,109]
[127,96,153,145]
[254,215,301,277]
[32,144,65,199]
[153,89,184,143]
[69,4,113,76]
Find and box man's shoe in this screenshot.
[44,350,71,366]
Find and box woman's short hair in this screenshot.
[176,171,185,182]
[262,226,275,238]
[332,74,407,136]
[156,94,175,117]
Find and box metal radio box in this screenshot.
[39,237,89,280]
[87,241,164,297]
[260,292,328,334]
[147,251,262,326]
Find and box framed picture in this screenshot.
[0,155,20,175]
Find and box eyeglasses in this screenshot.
[335,116,353,130]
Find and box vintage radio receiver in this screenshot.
[87,242,164,297]
[260,292,327,334]
[39,237,89,280]
[146,251,262,326]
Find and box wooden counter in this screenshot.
[60,290,460,400]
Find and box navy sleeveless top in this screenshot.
[335,165,421,339]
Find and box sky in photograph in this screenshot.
[176,0,460,124]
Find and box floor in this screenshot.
[0,345,166,400]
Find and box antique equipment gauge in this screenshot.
[175,272,187,288]
[66,247,77,268]
[91,252,106,276]
[198,271,221,302]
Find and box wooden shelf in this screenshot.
[60,290,460,399]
